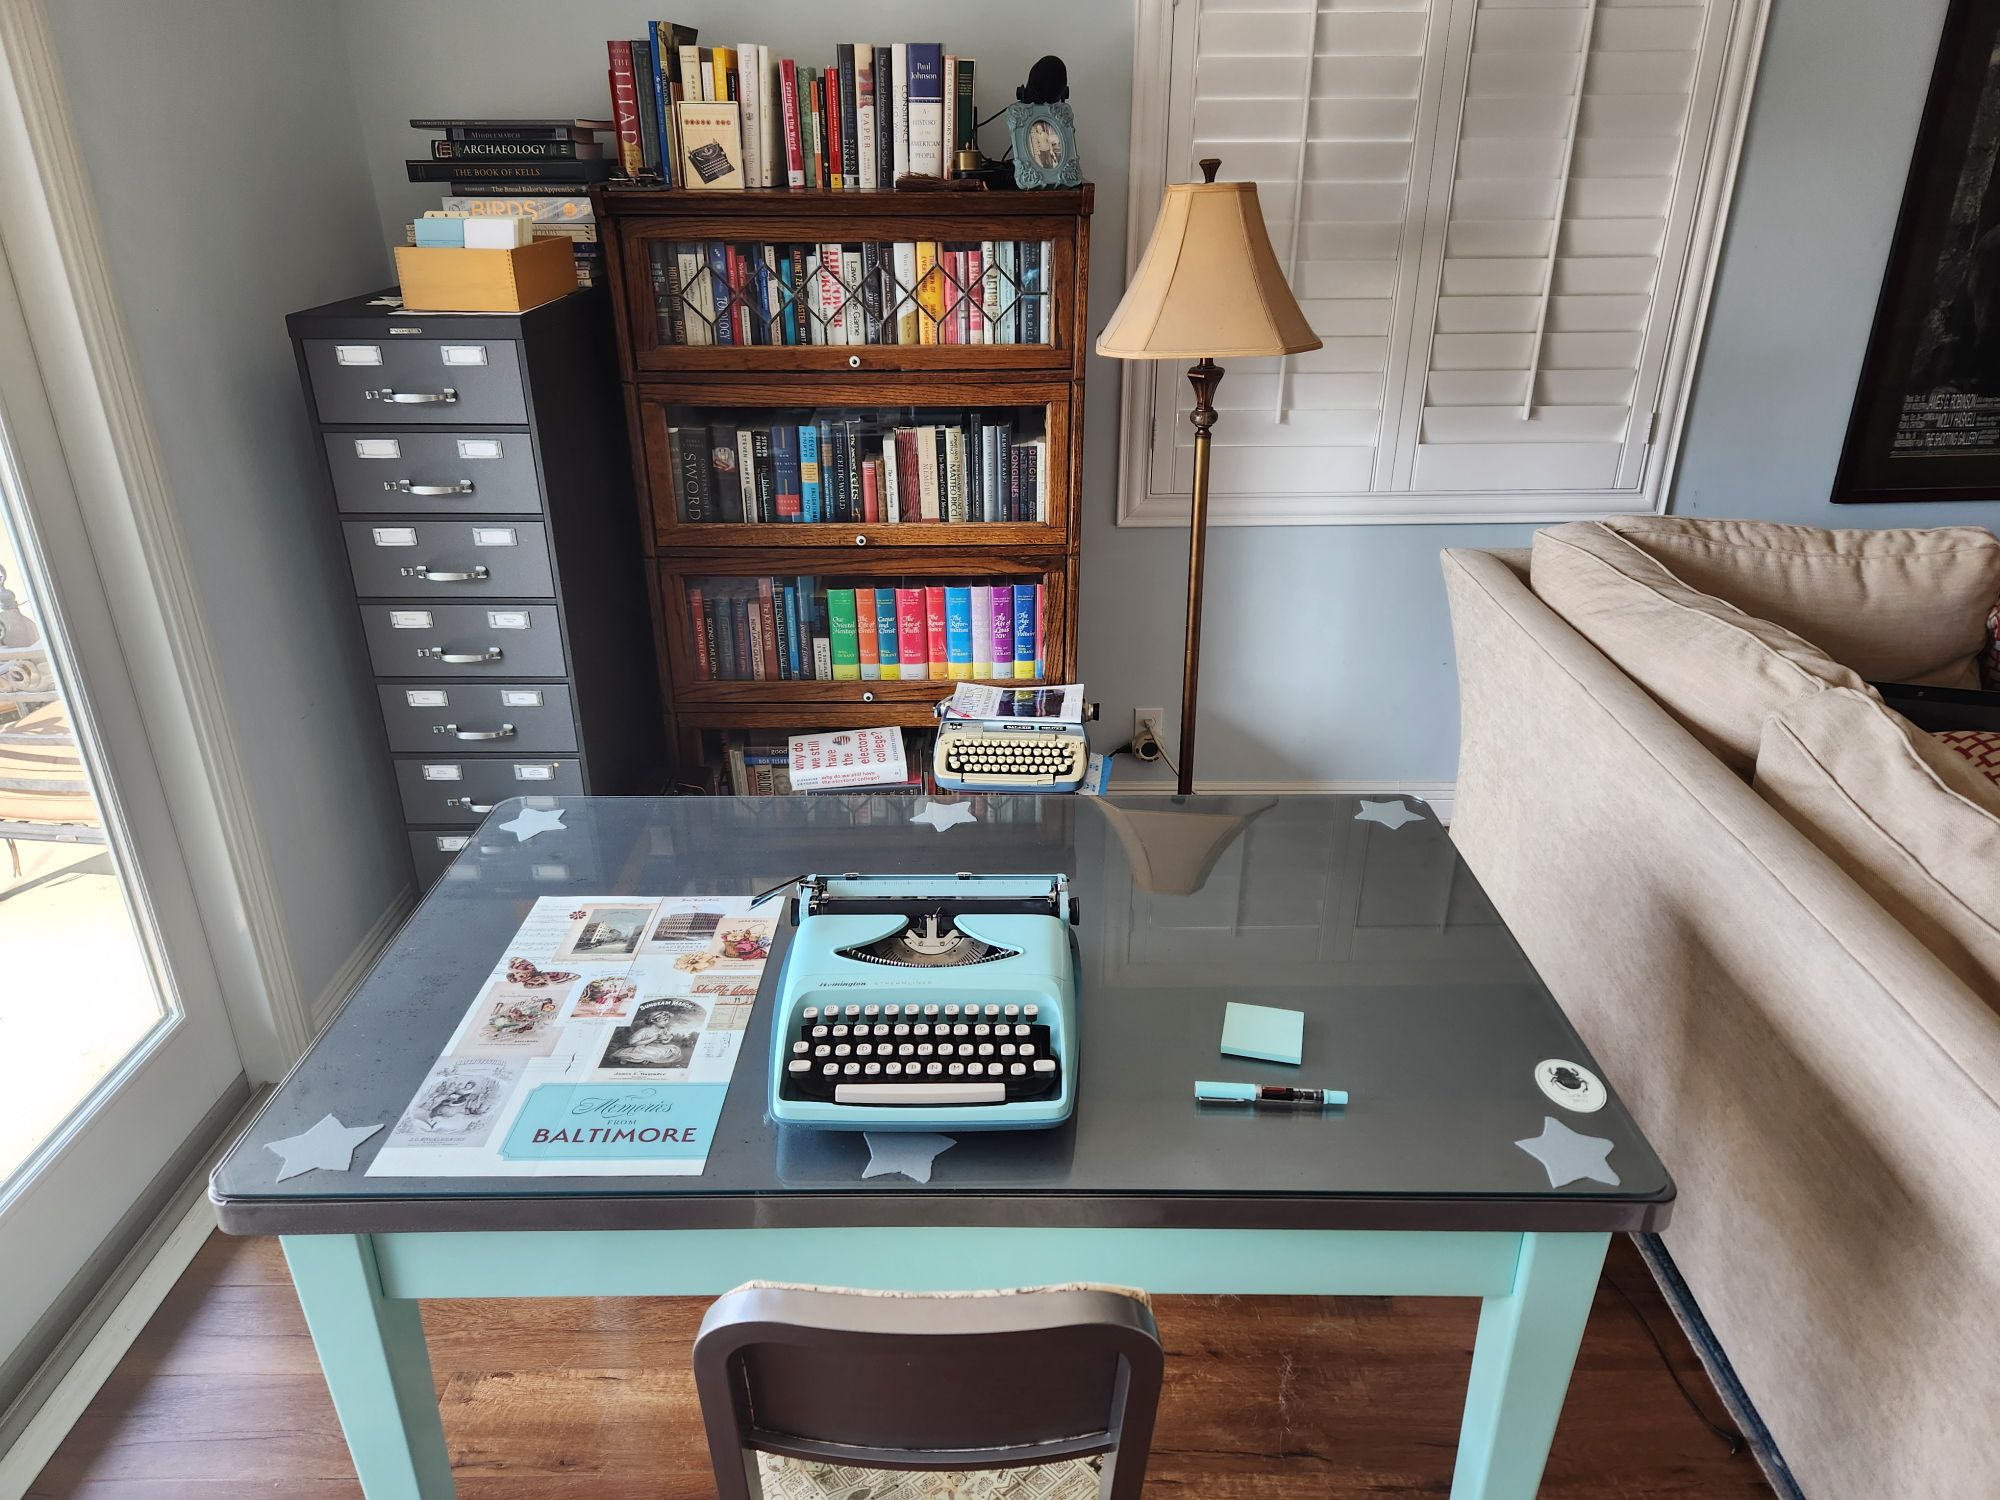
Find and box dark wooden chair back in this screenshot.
[693,1282,1163,1499]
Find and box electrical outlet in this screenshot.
[1132,707,1164,754]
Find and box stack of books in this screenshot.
[605,25,979,189]
[686,578,1046,684]
[670,410,1046,524]
[714,728,941,798]
[402,119,611,287]
[654,238,1052,347]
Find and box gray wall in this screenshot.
[337,0,2000,788]
[48,2,407,1006]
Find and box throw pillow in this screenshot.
[1754,687,2000,1003]
[1531,522,1870,774]
[1937,728,2000,788]
[1603,516,2000,687]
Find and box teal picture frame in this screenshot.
[1008,100,1083,189]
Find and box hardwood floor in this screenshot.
[28,1232,1772,1498]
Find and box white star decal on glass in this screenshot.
[1354,798,1424,831]
[861,1132,957,1184]
[497,804,566,842]
[264,1114,384,1182]
[1514,1116,1621,1188]
[909,800,978,833]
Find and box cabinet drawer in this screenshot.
[323,431,544,515]
[360,603,568,678]
[395,757,584,825]
[376,683,578,754]
[409,828,472,887]
[302,338,527,425]
[343,520,555,599]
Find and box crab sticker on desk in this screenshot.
[369,894,772,1179]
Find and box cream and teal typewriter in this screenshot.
[768,873,1078,1131]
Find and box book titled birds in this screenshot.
[599,25,982,190]
[684,577,1046,684]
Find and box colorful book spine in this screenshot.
[744,591,766,680]
[826,61,844,191]
[779,59,805,187]
[855,586,880,680]
[608,42,644,178]
[772,424,802,520]
[757,578,781,679]
[1013,584,1038,680]
[860,455,881,523]
[628,39,660,177]
[873,45,896,190]
[971,584,994,677]
[874,588,900,680]
[896,428,923,520]
[798,424,822,520]
[827,587,860,680]
[914,241,942,344]
[893,241,920,344]
[906,44,945,177]
[650,22,680,187]
[705,243,734,345]
[990,585,1014,674]
[781,583,805,680]
[944,586,974,681]
[896,587,927,678]
[924,585,950,681]
[688,585,710,679]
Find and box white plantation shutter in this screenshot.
[1121,0,1763,525]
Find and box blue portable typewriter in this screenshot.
[768,872,1078,1131]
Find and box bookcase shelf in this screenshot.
[595,184,1092,782]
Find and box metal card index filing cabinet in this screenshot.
[288,288,663,887]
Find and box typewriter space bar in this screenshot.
[834,1082,1008,1106]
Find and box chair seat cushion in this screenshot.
[1754,687,2000,1003]
[756,1452,1104,1499]
[1602,516,2000,687]
[1530,522,1870,774]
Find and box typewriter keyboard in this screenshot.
[780,1001,1059,1107]
[935,731,1086,789]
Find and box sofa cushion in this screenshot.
[1755,687,2000,1002]
[1530,522,1870,773]
[1605,516,2000,686]
[1602,516,2000,688]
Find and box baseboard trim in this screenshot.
[310,883,416,1031]
[1632,1233,1805,1500]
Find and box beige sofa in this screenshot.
[1441,538,2000,1500]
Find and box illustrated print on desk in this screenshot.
[388,1058,522,1149]
[264,1114,384,1181]
[645,906,725,953]
[1354,798,1424,831]
[497,803,567,842]
[1514,1116,1621,1188]
[862,1131,956,1184]
[910,799,978,833]
[675,915,776,975]
[554,901,658,962]
[1535,1058,1607,1113]
[454,988,566,1059]
[568,974,639,1021]
[505,957,579,989]
[599,996,708,1071]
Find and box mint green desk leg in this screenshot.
[282,1235,455,1499]
[1449,1230,1609,1500]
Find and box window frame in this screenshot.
[1112,0,1773,528]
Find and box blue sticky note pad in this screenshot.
[1220,1002,1304,1066]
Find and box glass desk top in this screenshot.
[211,794,1672,1234]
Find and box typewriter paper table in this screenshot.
[212,794,1672,1500]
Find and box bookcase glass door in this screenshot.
[645,237,1056,349]
[658,402,1052,527]
[676,573,1053,690]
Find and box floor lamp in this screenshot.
[1096,159,1321,795]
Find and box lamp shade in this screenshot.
[1096,168,1322,361]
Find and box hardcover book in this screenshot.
[905,43,945,177]
[675,101,745,188]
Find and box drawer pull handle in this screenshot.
[433,723,516,741]
[444,797,495,813]
[366,387,458,405]
[399,564,490,583]
[384,479,475,496]
[417,646,504,664]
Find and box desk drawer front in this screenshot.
[395,756,584,824]
[323,431,543,515]
[304,338,527,425]
[376,683,578,754]
[361,603,568,678]
[344,520,555,599]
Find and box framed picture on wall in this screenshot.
[1835,0,2000,503]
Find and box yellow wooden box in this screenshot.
[393,236,576,313]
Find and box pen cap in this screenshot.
[1194,1080,1258,1102]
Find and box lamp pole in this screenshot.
[1179,354,1221,798]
